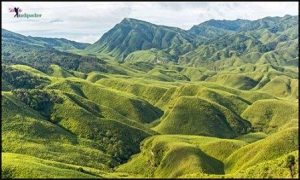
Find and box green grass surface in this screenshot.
[225,127,298,174]
[154,96,250,138]
[241,99,298,133]
[117,134,246,177]
[235,132,267,143]
[2,153,101,178]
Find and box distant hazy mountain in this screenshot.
[180,15,298,68]
[188,19,249,39]
[2,29,90,51]
[2,29,106,72]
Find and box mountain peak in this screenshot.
[120,18,154,26]
[86,17,195,61]
[121,17,132,22]
[121,18,143,23]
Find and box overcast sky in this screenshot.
[2,2,298,43]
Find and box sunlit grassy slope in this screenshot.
[241,99,298,133]
[2,153,100,178]
[117,127,298,178]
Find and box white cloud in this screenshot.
[1,2,298,43]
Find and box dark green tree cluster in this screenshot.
[12,89,63,117]
[2,65,50,89]
[101,130,134,163]
[1,168,14,179]
[2,43,108,73]
[286,155,296,178]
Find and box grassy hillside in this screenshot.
[241,99,298,133]
[46,79,163,123]
[2,88,156,167]
[230,150,299,178]
[2,92,114,169]
[154,96,250,138]
[225,127,298,174]
[2,153,101,178]
[117,135,246,177]
[116,130,298,178]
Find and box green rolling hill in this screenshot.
[1,14,299,179]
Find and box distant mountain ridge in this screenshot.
[2,15,298,69]
[2,29,106,73]
[85,15,298,68]
[2,29,90,51]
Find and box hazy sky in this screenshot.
[2,2,298,43]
